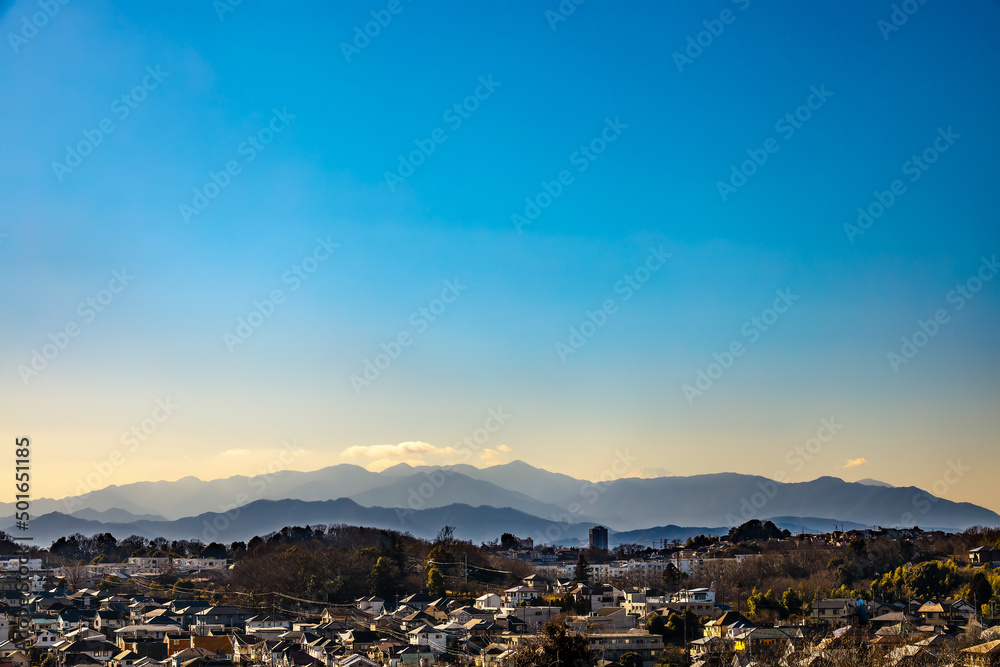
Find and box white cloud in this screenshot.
[341,440,513,470]
[341,441,463,470]
[842,457,869,469]
[341,441,458,460]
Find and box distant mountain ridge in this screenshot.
[5,461,997,544]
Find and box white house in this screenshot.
[356,596,384,616]
[406,625,449,653]
[245,614,291,634]
[501,586,537,606]
[474,594,501,611]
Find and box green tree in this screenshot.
[645,611,665,637]
[41,654,58,667]
[620,652,642,667]
[903,560,956,600]
[500,533,519,550]
[663,609,700,645]
[970,571,993,612]
[747,588,783,620]
[427,567,445,597]
[573,553,592,583]
[662,562,682,592]
[368,557,400,600]
[507,619,595,667]
[780,588,804,617]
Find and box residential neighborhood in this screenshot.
[0,521,998,667]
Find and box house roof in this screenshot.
[813,598,855,609]
[706,611,753,629]
[963,640,1000,655]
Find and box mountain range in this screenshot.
[3,461,997,546]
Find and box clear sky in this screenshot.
[3,1,999,512]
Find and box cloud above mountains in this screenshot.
[341,440,513,469]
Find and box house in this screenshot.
[473,594,500,611]
[702,611,753,639]
[0,652,28,667]
[190,634,233,658]
[501,606,561,631]
[34,629,61,649]
[95,609,128,635]
[585,630,663,665]
[405,625,448,654]
[115,624,183,641]
[398,594,433,611]
[337,654,378,667]
[447,607,476,625]
[579,584,624,612]
[59,611,87,633]
[970,546,1000,566]
[58,639,119,664]
[731,626,802,654]
[110,650,141,667]
[475,643,509,667]
[339,631,380,654]
[811,598,862,626]
[916,599,977,624]
[389,645,435,667]
[963,639,1000,667]
[193,607,254,632]
[355,597,384,617]
[500,587,537,606]
[245,615,291,635]
[570,607,635,633]
[622,589,668,618]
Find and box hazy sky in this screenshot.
[3,1,999,512]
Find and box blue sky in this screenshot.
[2,0,1000,512]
